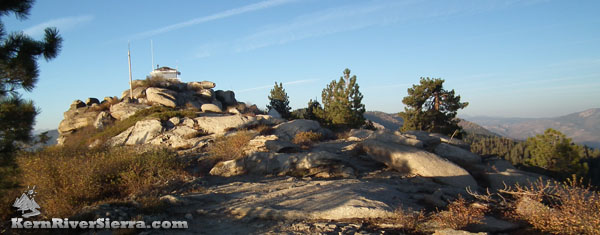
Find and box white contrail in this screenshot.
[128,0,297,40]
[24,15,94,37]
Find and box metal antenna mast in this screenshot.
[128,42,133,100]
[151,40,155,70]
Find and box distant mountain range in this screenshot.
[363,111,496,136]
[365,109,600,149]
[20,129,59,150]
[461,108,600,149]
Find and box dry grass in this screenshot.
[0,164,21,222]
[509,177,600,234]
[12,146,185,218]
[292,131,322,148]
[393,206,427,232]
[246,124,274,135]
[134,75,183,91]
[207,131,255,162]
[430,195,487,230]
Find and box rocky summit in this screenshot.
[53,78,546,234]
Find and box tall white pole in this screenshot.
[128,42,133,100]
[151,40,154,70]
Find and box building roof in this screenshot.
[154,66,177,72]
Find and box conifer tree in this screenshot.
[0,0,62,163]
[525,128,587,177]
[318,68,365,128]
[267,82,291,119]
[400,77,468,137]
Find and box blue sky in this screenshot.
[3,0,599,130]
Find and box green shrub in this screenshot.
[134,75,184,92]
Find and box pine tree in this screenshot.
[525,128,587,177]
[267,82,291,119]
[400,77,468,137]
[318,68,365,128]
[0,0,62,163]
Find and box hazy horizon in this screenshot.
[4,0,599,130]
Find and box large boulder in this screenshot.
[201,103,223,113]
[70,100,86,110]
[399,130,442,148]
[146,87,177,108]
[482,158,548,191]
[197,89,214,100]
[93,111,113,129]
[359,139,478,189]
[120,87,147,99]
[430,133,470,149]
[274,119,330,141]
[109,102,150,120]
[210,151,355,178]
[268,109,282,118]
[150,126,210,149]
[110,119,164,146]
[194,114,258,135]
[434,143,481,166]
[58,108,99,134]
[85,98,99,106]
[244,135,299,154]
[215,90,236,106]
[347,129,423,148]
[188,81,216,90]
[369,130,424,148]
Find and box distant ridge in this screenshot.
[457,119,500,137]
[363,111,498,138]
[463,108,600,149]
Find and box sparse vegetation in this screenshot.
[292,131,323,148]
[207,131,255,162]
[508,177,600,234]
[134,75,182,90]
[391,197,486,233]
[430,195,487,230]
[250,124,275,135]
[393,206,427,232]
[5,145,185,218]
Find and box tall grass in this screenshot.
[207,131,254,162]
[292,131,322,148]
[5,146,186,218]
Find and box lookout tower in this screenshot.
[150,65,180,80]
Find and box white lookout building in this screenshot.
[150,66,180,80]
